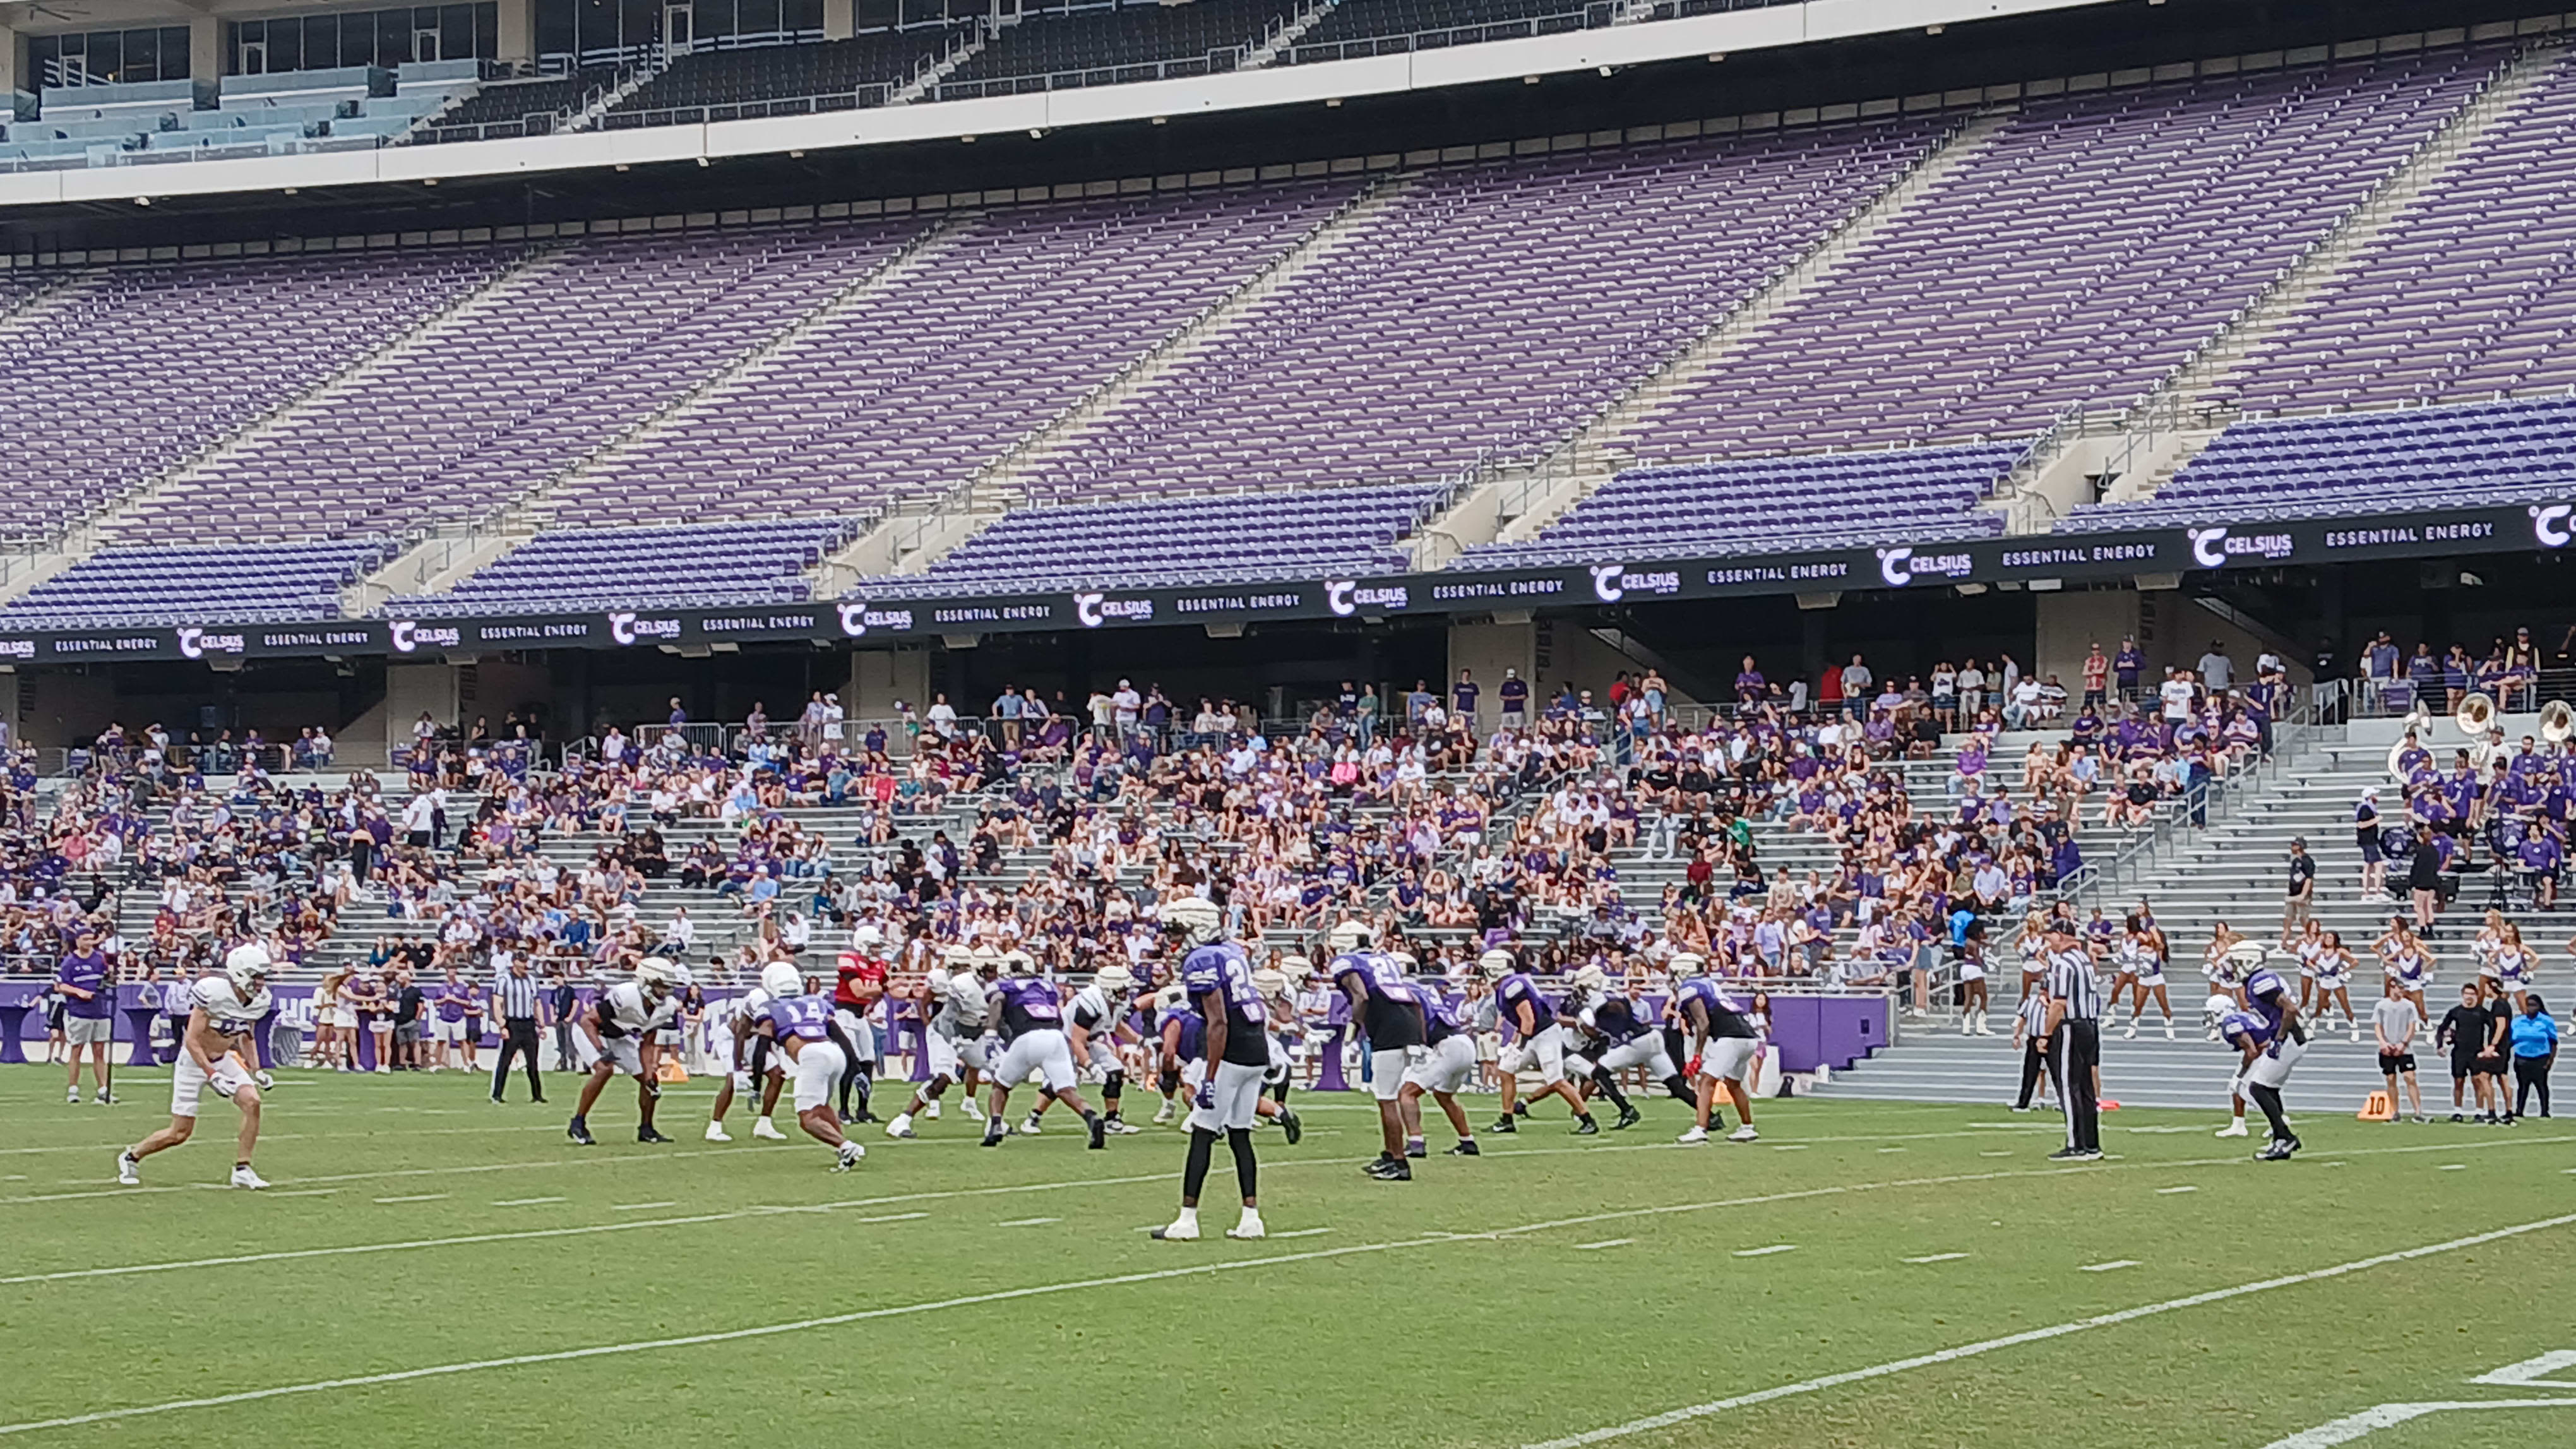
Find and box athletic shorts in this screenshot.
[1369,1047,1412,1102]
[65,1016,115,1047]
[924,1030,991,1081]
[433,1018,466,1044]
[2450,1051,2479,1082]
[832,1009,879,1064]
[171,1052,254,1119]
[1598,1035,1678,1079]
[789,1039,847,1113]
[1187,1058,1267,1133]
[1264,1034,1292,1087]
[2378,1051,2416,1075]
[1078,1034,1123,1076]
[994,1029,1076,1094]
[1498,1023,1568,1085]
[1400,1035,1477,1097]
[1697,1036,1758,1084]
[395,1022,423,1044]
[571,1030,645,1078]
[2244,1037,2307,1091]
[2477,1055,2512,1078]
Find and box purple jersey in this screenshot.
[1160,1005,1207,1063]
[1583,992,1653,1045]
[1333,951,1424,1049]
[1182,942,1270,1068]
[2219,1008,2277,1052]
[1676,977,1758,1039]
[435,982,471,1022]
[1494,973,1557,1036]
[1423,993,1469,1046]
[766,992,834,1042]
[991,977,1064,1039]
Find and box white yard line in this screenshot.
[2156,1186,2200,1195]
[371,1195,448,1205]
[1733,1244,1798,1257]
[995,1217,1059,1227]
[2079,1260,2141,1272]
[2260,1398,2576,1448]
[1515,1212,2576,1449]
[1902,1253,1969,1264]
[491,1197,566,1207]
[1571,1239,1634,1251]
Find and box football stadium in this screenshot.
[6,0,2576,1442]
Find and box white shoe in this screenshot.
[832,1142,864,1172]
[116,1150,140,1186]
[1152,1211,1200,1241]
[923,1100,941,1121]
[1959,1018,1972,1035]
[229,1164,270,1190]
[1020,1111,1044,1136]
[1727,1124,1760,1143]
[1676,1126,1708,1145]
[68,1088,80,1104]
[704,1123,733,1142]
[1150,1100,1176,1125]
[959,1098,984,1123]
[2163,1024,2176,1041]
[885,1114,915,1139]
[1227,1211,1265,1241]
[2122,1023,2137,1039]
[1106,1119,1144,1135]
[752,1118,787,1140]
[2215,1121,2248,1138]
[1973,1018,1993,1036]
[2350,1027,2363,1045]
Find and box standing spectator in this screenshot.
[432,965,472,1069]
[1733,656,1765,709]
[2082,643,2109,710]
[547,972,579,1072]
[2436,981,2492,1123]
[1839,653,1872,707]
[2159,667,2197,726]
[2197,641,2235,693]
[1453,669,1479,729]
[391,966,424,1071]
[1111,679,1142,736]
[2512,994,2556,1118]
[2042,921,2102,1161]
[2373,974,2424,1123]
[2407,823,2445,935]
[490,955,548,1104]
[2359,631,2400,713]
[57,925,116,1104]
[1499,667,1529,729]
[2280,838,2316,944]
[992,684,1024,748]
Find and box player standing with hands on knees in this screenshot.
[118,944,275,1189]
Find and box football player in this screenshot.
[1027,960,1143,1136]
[1329,921,1429,1180]
[1395,986,1479,1159]
[1565,963,1695,1128]
[886,946,992,1139]
[119,943,276,1189]
[1670,953,1760,1143]
[706,967,787,1142]
[833,925,890,1123]
[566,957,686,1146]
[979,965,1107,1150]
[1154,897,1280,1241]
[2223,957,2310,1161]
[749,962,866,1171]
[1482,948,1597,1135]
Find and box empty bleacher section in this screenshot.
[3,63,483,167]
[0,250,513,546]
[1621,50,2501,461]
[391,520,864,616]
[1035,120,1947,503]
[932,0,1286,97]
[2059,395,2576,530]
[1460,441,2026,569]
[599,31,967,124]
[859,484,1443,597]
[106,221,921,550]
[2213,49,2576,414]
[417,65,621,140]
[1286,0,1598,61]
[556,182,1357,521]
[0,541,390,629]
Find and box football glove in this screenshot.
[211,1075,238,1099]
[253,1070,275,1091]
[1194,1080,1215,1111]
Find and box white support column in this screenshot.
[496,0,535,64]
[1,22,22,100]
[188,16,220,85]
[386,664,465,751]
[823,0,854,41]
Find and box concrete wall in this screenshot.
[849,648,931,721]
[459,660,555,735]
[12,671,114,748]
[189,17,218,86]
[2032,590,2139,697]
[2,22,20,98]
[1445,620,1535,734]
[386,662,463,739]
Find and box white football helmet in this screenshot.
[1571,963,1608,994]
[1668,953,1707,980]
[849,924,885,951]
[1478,948,1515,981]
[1279,954,1313,983]
[1327,919,1371,953]
[1159,896,1224,948]
[1390,951,1418,975]
[635,957,682,994]
[224,942,273,996]
[761,962,803,999]
[1094,963,1136,997]
[1251,967,1291,1003]
[941,945,979,972]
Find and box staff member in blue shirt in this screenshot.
[2510,994,2556,1119]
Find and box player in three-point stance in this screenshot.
[1669,953,1760,1144]
[748,962,867,1171]
[1154,897,1282,1240]
[707,967,788,1142]
[979,962,1109,1150]
[1481,948,1597,1135]
[119,943,277,1190]
[567,957,687,1145]
[1395,987,1480,1159]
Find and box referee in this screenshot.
[2042,921,2102,1161]
[489,955,547,1104]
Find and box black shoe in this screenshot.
[1405,1142,1427,1159]
[1446,1140,1481,1156]
[1086,1116,1107,1150]
[636,1126,672,1144]
[2046,1147,2084,1161]
[1571,1116,1599,1136]
[2450,1112,2465,1123]
[1277,1107,1301,1146]
[1613,1105,1641,1131]
[2257,1140,2296,1162]
[567,1118,595,1146]
[1490,1116,1517,1135]
[1512,1100,1531,1117]
[531,1096,547,1104]
[1364,1157,1412,1181]
[490,1095,506,1106]
[982,1124,1007,1148]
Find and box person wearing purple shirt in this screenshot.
[981,967,1106,1150]
[749,963,865,1171]
[1732,655,1765,708]
[57,926,115,1104]
[431,967,472,1070]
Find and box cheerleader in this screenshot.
[2311,931,2362,1042]
[2289,917,2328,1015]
[2202,923,2253,1041]
[2118,914,2175,1039]
[2469,910,2508,984]
[2013,912,2049,1003]
[2486,922,2537,1015]
[1955,936,1992,1037]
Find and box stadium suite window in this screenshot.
[537,0,821,65]
[26,27,194,90]
[222,5,501,75]
[853,0,984,30]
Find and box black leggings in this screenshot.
[2515,1052,2554,1116]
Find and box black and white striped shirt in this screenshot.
[492,971,541,1021]
[2044,948,2101,1021]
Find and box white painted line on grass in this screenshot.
[854,1212,928,1224]
[268,1190,338,1198]
[2439,1164,2466,1171]
[2156,1186,2199,1195]
[1876,1147,1907,1154]
[1517,1212,2576,1449]
[1979,1151,2013,1157]
[1770,1145,1807,1152]
[610,1202,677,1212]
[2471,1350,2576,1388]
[1903,1253,1969,1264]
[1734,1244,1798,1258]
[996,1217,1059,1227]
[1268,1228,1332,1239]
[2260,1398,2576,1448]
[492,1197,566,1207]
[372,1195,448,1205]
[2079,1260,2141,1272]
[1571,1239,1633,1251]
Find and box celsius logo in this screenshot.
[837,602,914,638]
[2186,526,2294,569]
[1325,580,1410,616]
[1875,547,1974,588]
[1589,563,1681,603]
[176,627,246,660]
[1074,592,1154,628]
[0,639,32,660]
[2532,503,2574,549]
[388,620,461,654]
[607,612,682,646]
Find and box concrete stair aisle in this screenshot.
[1821,1021,2430,1116]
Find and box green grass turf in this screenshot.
[4,1066,2574,1448]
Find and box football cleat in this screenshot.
[1227,1212,1265,1241]
[1022,1111,1045,1136]
[2256,1140,2296,1162]
[1490,1116,1517,1135]
[1446,1140,1481,1156]
[1151,1213,1200,1241]
[1571,1116,1599,1136]
[1087,1115,1108,1150]
[752,1118,787,1141]
[229,1164,270,1190]
[1405,1142,1427,1159]
[1105,1118,1144,1135]
[1676,1126,1708,1145]
[567,1118,596,1146]
[959,1097,985,1123]
[922,1099,941,1120]
[115,1150,140,1186]
[1364,1157,1412,1181]
[832,1142,864,1172]
[2214,1121,2248,1138]
[1728,1124,1760,1143]
[1277,1108,1302,1145]
[637,1126,673,1144]
[703,1123,732,1143]
[1150,1101,1176,1125]
[1613,1105,1641,1131]
[981,1123,1006,1148]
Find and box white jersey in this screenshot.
[191,975,273,1035]
[928,969,988,1039]
[597,980,676,1037]
[1066,984,1124,1036]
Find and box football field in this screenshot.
[5,1067,2575,1448]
